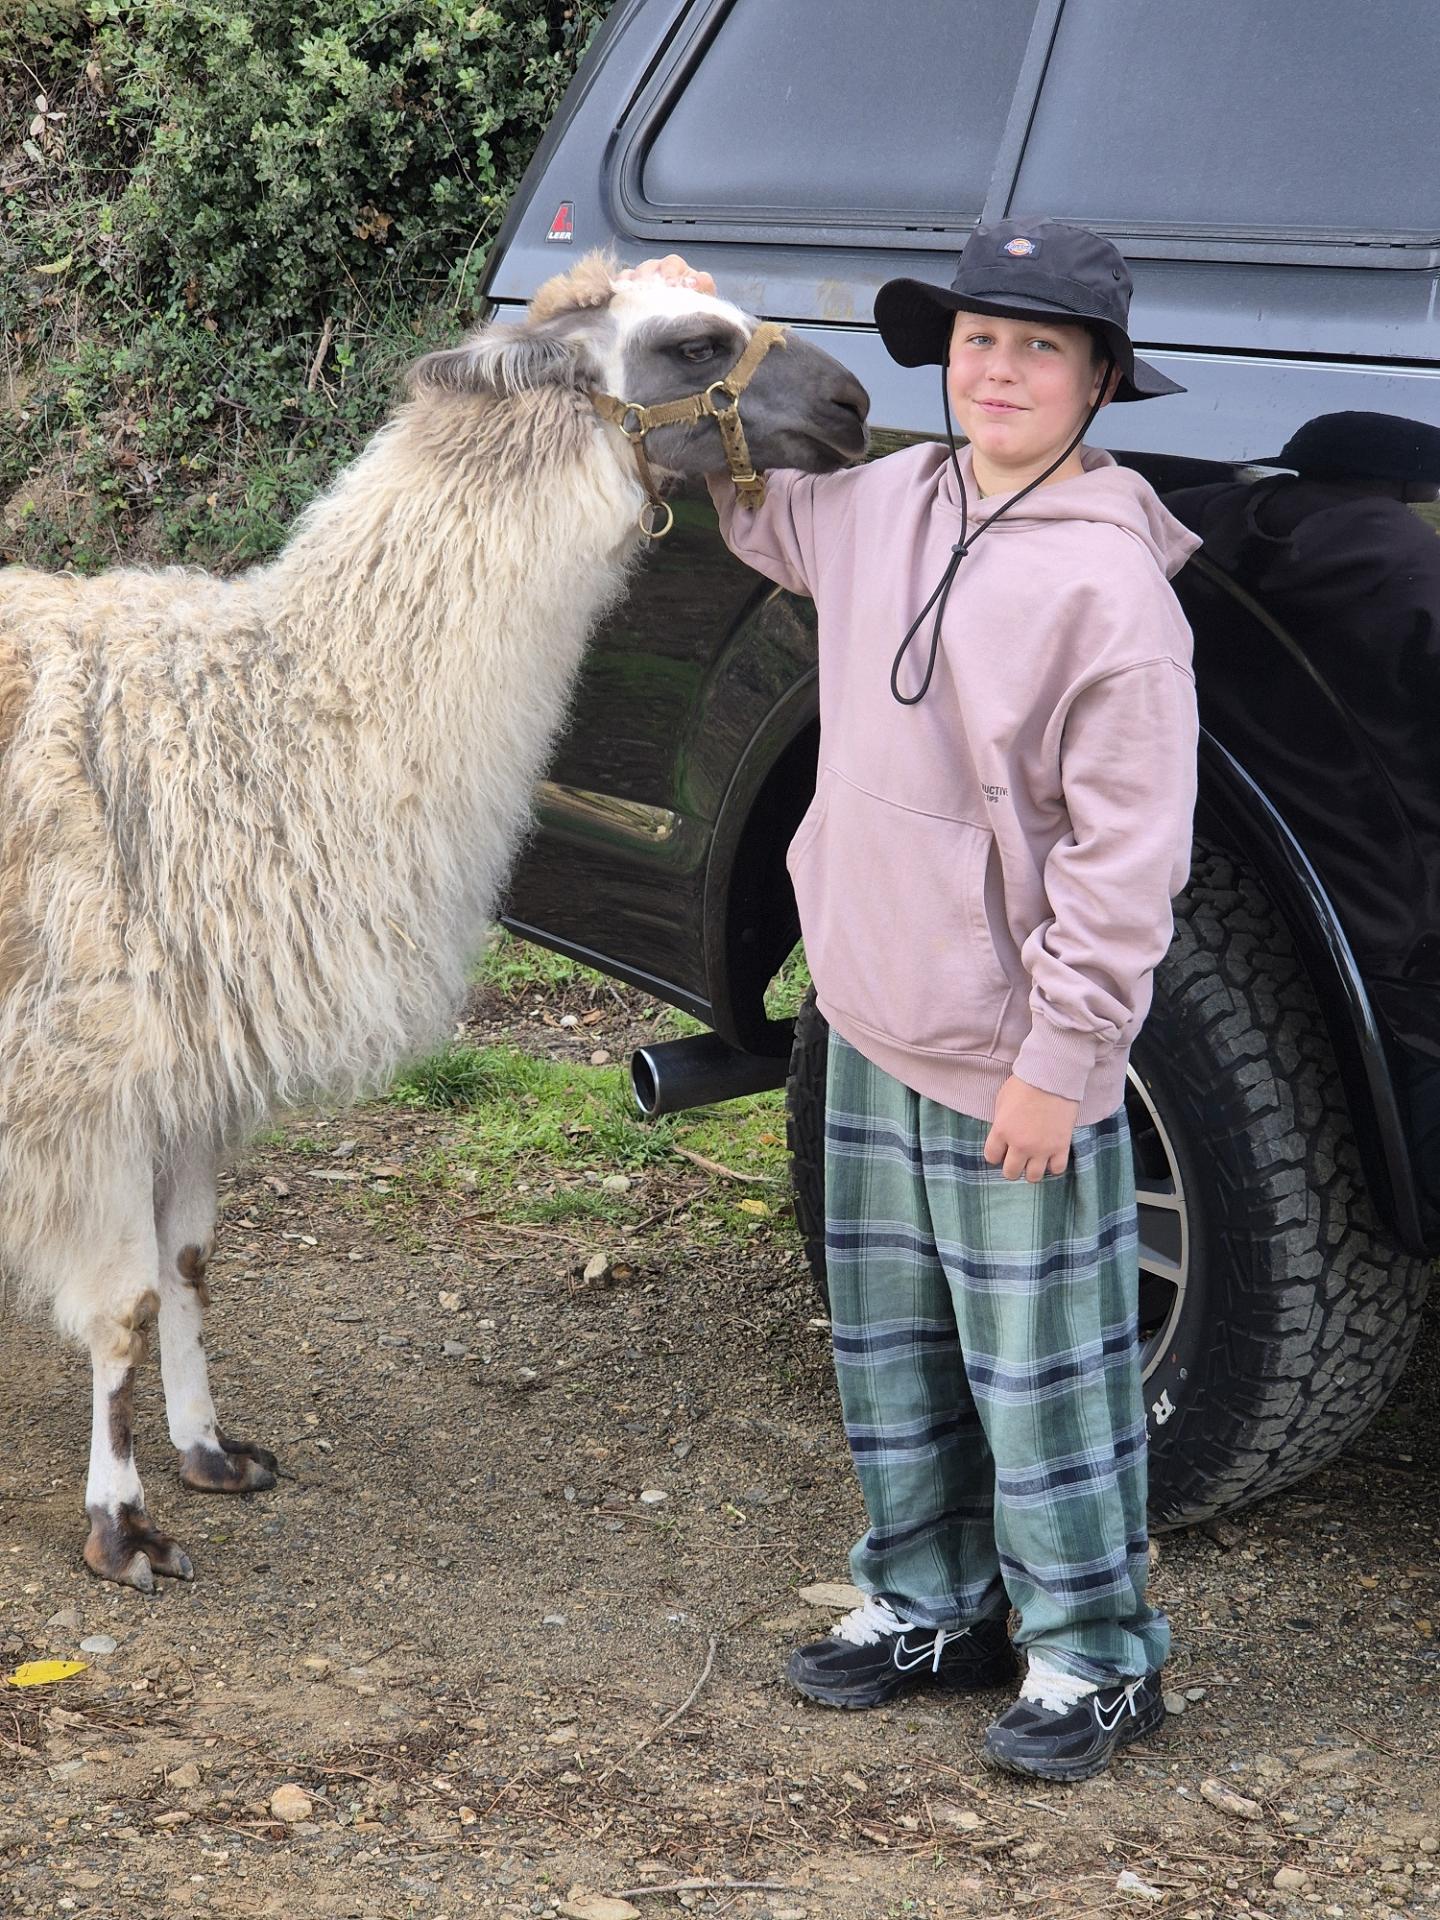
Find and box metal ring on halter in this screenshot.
[618,404,648,439]
[703,380,740,416]
[638,499,674,541]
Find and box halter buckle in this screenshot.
[617,403,648,439]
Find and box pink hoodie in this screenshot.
[709,442,1202,1125]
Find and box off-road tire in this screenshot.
[784,841,1432,1526]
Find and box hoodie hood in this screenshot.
[936,443,1201,580]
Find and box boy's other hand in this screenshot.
[618,254,717,296]
[984,1077,1080,1182]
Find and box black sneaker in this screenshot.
[983,1669,1165,1781]
[786,1596,1017,1709]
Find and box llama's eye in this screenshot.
[678,339,718,364]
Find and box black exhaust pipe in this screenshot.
[630,1027,793,1117]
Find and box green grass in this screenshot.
[386,1038,795,1245]
[472,930,609,999]
[391,933,814,1245]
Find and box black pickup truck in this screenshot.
[480,0,1440,1525]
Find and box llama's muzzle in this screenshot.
[590,322,789,540]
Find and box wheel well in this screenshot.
[711,720,818,1054]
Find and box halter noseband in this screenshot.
[590,321,788,541]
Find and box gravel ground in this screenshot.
[1,981,1437,1920]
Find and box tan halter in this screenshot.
[590,321,788,540]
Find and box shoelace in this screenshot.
[1021,1657,1145,1718]
[831,1597,951,1671]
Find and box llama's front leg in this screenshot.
[156,1147,278,1495]
[84,1288,194,1591]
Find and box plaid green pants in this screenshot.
[824,1031,1169,1684]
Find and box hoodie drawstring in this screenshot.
[889,354,1114,706]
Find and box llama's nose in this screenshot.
[833,370,871,424]
[827,371,871,454]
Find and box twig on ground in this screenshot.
[671,1146,778,1185]
[1338,1722,1410,1761]
[475,1218,592,1249]
[611,1882,801,1900]
[602,1634,717,1780]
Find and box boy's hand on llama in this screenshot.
[619,254,717,296]
[984,1077,1080,1183]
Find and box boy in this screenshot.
[628,219,1199,1781]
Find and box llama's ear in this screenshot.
[407,326,579,400]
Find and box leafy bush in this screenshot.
[1,0,612,569]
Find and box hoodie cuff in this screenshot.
[1011,1019,1102,1104]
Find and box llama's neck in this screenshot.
[262,386,644,752]
[250,385,647,953]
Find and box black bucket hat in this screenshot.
[1253,412,1440,484]
[874,216,1184,403]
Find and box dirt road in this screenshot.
[2,972,1437,1919]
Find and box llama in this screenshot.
[0,254,869,1589]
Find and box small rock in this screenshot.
[798,1581,864,1610]
[1298,1746,1362,1774]
[46,1608,81,1633]
[934,1804,982,1831]
[542,1614,567,1628]
[442,1341,469,1359]
[1199,1778,1264,1821]
[152,1810,191,1829]
[1273,1867,1307,1893]
[331,1139,358,1158]
[168,1762,201,1790]
[558,1014,579,1029]
[270,1784,313,1824]
[600,1174,632,1193]
[558,1891,641,1920]
[638,1489,668,1506]
[1200,1517,1246,1550]
[582,1253,614,1287]
[300,1657,332,1678]
[438,1290,463,1312]
[589,1050,611,1066]
[1185,1685,1208,1702]
[1115,1870,1163,1902]
[1163,1691,1187,1716]
[79,1634,118,1656]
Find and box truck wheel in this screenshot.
[783,842,1431,1526]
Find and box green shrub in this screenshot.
[1,0,612,570]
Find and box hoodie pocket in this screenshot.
[787,768,1014,1057]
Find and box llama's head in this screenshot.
[409,253,870,481]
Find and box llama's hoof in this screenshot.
[179,1432,279,1494]
[84,1503,194,1590]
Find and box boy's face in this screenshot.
[946,310,1109,480]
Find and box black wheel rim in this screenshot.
[1124,1067,1189,1384]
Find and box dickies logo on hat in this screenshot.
[1002,236,1038,257]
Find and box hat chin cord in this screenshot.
[889,353,1113,706]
